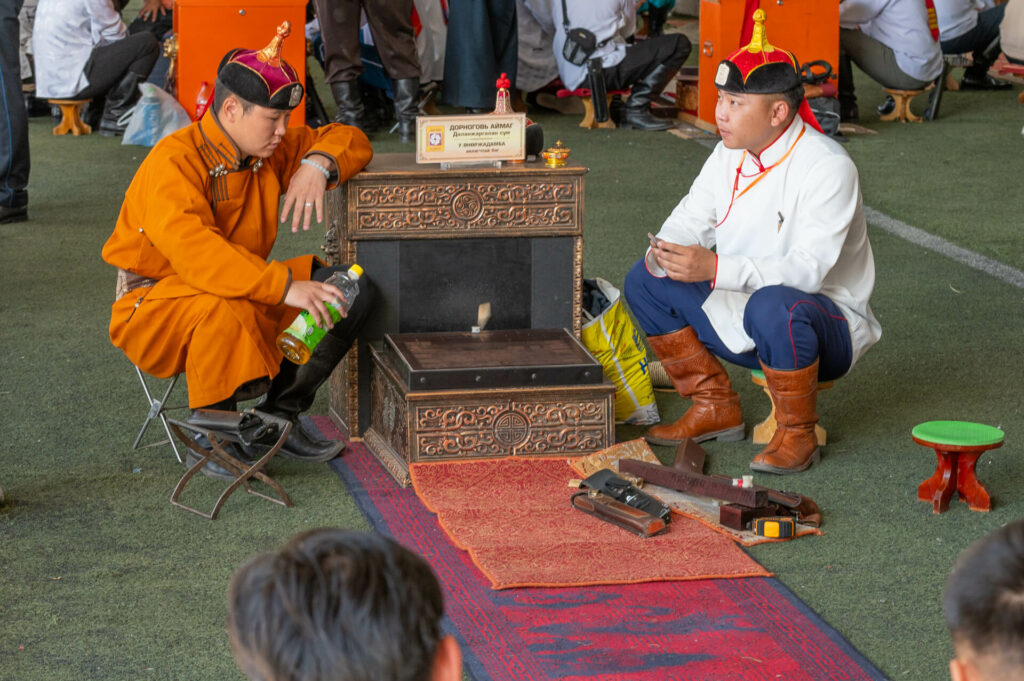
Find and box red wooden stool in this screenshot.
[556,87,631,129]
[912,420,1005,514]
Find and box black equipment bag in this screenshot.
[561,0,609,66]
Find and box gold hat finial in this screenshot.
[744,10,775,54]
[257,21,291,66]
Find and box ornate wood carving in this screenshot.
[349,180,581,237]
[413,398,610,459]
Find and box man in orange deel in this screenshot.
[102,23,373,477]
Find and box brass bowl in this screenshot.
[541,140,570,167]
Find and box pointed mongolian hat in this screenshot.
[714,10,822,131]
[217,21,304,110]
[715,10,802,93]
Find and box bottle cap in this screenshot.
[348,263,363,278]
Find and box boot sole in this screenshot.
[644,424,745,447]
[277,442,346,463]
[749,448,820,475]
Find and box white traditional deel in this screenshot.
[645,117,882,368]
[839,0,944,82]
[33,0,128,99]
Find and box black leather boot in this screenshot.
[257,334,351,462]
[647,4,670,37]
[305,74,330,128]
[622,64,676,131]
[99,71,144,137]
[392,77,419,143]
[329,80,372,133]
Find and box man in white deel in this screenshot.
[624,11,881,475]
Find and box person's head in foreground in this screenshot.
[228,529,462,681]
[213,21,305,159]
[713,9,822,154]
[944,519,1024,681]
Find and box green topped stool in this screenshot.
[750,369,833,446]
[912,420,1005,514]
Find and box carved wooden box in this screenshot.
[363,330,615,486]
[322,153,588,439]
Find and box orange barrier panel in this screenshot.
[174,0,306,127]
[695,0,838,132]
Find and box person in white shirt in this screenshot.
[525,0,690,130]
[1003,0,1024,64]
[837,0,944,122]
[934,0,1010,89]
[623,11,880,475]
[33,0,159,135]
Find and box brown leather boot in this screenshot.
[750,360,821,474]
[643,327,744,446]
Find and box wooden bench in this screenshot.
[556,87,631,129]
[49,99,92,136]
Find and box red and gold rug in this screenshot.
[408,456,771,590]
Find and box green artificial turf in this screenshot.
[2,39,1024,681]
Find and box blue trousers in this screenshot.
[623,260,853,381]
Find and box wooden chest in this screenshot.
[363,329,615,486]
[322,153,588,439]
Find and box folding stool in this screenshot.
[131,366,187,463]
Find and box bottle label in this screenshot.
[281,302,345,354]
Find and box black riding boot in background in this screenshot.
[329,80,374,133]
[622,64,677,131]
[99,71,144,136]
[305,74,330,127]
[647,4,670,37]
[837,51,859,122]
[392,77,419,143]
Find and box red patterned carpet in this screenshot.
[409,457,770,589]
[317,417,887,681]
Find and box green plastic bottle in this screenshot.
[276,264,363,364]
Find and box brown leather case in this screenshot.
[571,491,668,538]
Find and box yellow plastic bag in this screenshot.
[581,278,660,425]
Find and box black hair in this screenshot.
[774,85,805,119]
[944,520,1024,674]
[212,76,255,116]
[228,529,445,681]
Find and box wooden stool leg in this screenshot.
[579,98,596,129]
[752,384,777,445]
[955,451,991,511]
[918,449,958,513]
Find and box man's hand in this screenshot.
[137,0,168,20]
[283,279,347,329]
[651,241,717,282]
[280,157,335,233]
